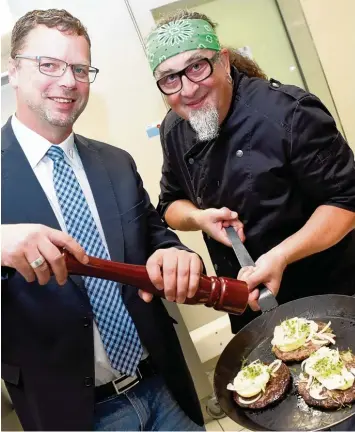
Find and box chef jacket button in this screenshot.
[236,150,243,157]
[197,196,202,205]
[188,157,194,165]
[214,263,218,271]
[84,377,93,387]
[83,317,91,328]
[270,78,281,88]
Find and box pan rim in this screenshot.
[214,294,355,431]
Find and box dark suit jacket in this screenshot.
[1,118,203,430]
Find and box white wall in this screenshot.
[1,82,16,124]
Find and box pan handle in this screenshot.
[225,227,278,312]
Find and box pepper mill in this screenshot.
[63,250,249,315]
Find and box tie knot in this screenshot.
[47,145,65,162]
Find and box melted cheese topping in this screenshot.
[226,359,282,398]
[302,347,354,394]
[271,317,335,352]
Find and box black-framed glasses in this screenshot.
[14,55,99,83]
[156,53,220,95]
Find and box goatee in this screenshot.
[189,105,219,141]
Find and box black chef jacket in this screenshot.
[157,67,355,333]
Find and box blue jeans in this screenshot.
[94,374,205,431]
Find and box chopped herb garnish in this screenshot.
[312,354,343,378]
[241,361,266,380]
[282,318,311,338]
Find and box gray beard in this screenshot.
[189,105,219,141]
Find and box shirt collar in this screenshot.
[11,114,80,169]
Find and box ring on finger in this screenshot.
[30,255,45,269]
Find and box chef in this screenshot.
[145,10,355,334]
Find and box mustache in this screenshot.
[43,91,78,99]
[183,93,208,105]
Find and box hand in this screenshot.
[139,247,203,303]
[237,249,288,311]
[192,207,245,246]
[1,224,88,286]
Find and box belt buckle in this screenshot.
[112,367,142,395]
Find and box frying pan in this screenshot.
[214,228,355,431]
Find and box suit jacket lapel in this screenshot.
[74,135,125,263]
[1,118,61,230]
[2,119,125,287]
[1,119,81,288]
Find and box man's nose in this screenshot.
[180,75,199,97]
[57,66,77,88]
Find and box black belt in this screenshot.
[95,357,156,403]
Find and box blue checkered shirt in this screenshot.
[47,145,143,376]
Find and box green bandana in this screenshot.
[146,19,221,73]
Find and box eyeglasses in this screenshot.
[14,55,99,83]
[156,53,219,95]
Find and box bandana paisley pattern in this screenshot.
[146,19,221,72]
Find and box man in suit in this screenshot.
[1,9,205,431]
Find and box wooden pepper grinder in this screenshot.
[63,250,249,315]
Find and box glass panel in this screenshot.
[276,0,345,139]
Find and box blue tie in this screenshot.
[47,145,143,376]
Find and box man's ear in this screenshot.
[219,48,231,74]
[8,58,19,89]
